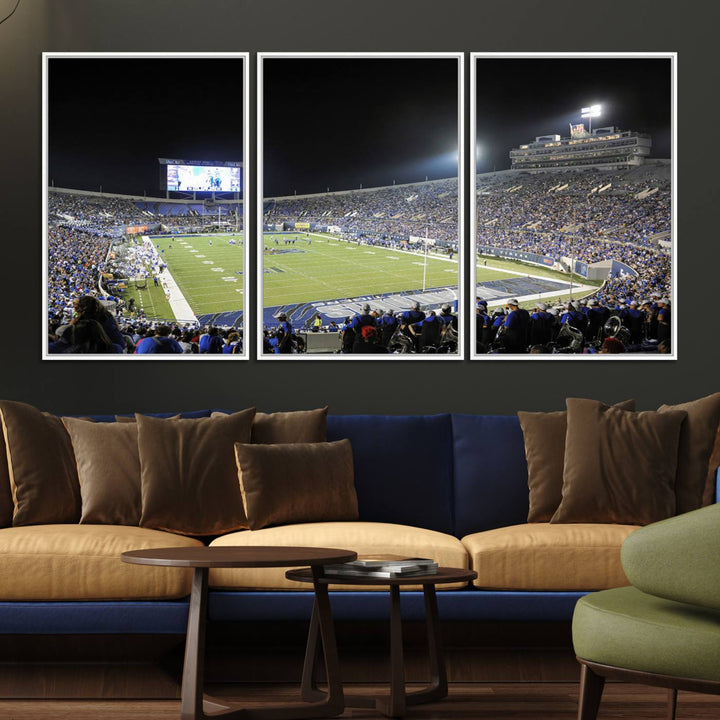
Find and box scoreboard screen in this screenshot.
[167,164,242,192]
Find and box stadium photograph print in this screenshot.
[258,53,464,360]
[471,53,676,360]
[43,53,250,360]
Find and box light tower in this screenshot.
[581,104,602,134]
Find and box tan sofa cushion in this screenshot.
[0,525,203,600]
[209,521,469,591]
[462,523,639,591]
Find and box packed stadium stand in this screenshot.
[475,162,671,306]
[264,178,459,248]
[46,189,245,355]
[46,157,671,354]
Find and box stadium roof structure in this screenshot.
[509,127,652,172]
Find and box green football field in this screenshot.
[123,233,245,319]
[261,232,464,307]
[119,231,594,322]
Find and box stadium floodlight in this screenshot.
[581,104,602,133]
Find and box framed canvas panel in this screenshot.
[257,52,464,360]
[43,52,250,360]
[470,52,676,360]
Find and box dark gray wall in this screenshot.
[0,0,716,415]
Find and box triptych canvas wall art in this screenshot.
[43,52,675,361]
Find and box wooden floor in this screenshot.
[1,683,720,719]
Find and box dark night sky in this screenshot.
[262,58,459,197]
[48,57,245,196]
[48,55,460,199]
[476,57,672,173]
[48,56,670,196]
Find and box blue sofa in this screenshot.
[0,411,650,637]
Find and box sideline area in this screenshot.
[143,236,197,324]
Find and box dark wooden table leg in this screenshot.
[375,585,406,718]
[309,566,345,716]
[405,583,447,706]
[300,597,324,702]
[181,567,209,720]
[181,566,344,720]
[577,663,605,720]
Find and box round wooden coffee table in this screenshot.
[286,566,477,718]
[122,546,356,720]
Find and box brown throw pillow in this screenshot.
[62,417,141,525]
[552,398,687,525]
[235,439,358,530]
[138,409,256,535]
[115,414,181,422]
[252,408,328,443]
[658,393,720,514]
[705,425,720,507]
[0,423,14,528]
[519,399,636,522]
[0,400,81,525]
[212,407,328,444]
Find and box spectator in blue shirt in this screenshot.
[135,325,183,354]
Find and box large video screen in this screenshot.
[167,164,242,192]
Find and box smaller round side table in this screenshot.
[286,566,477,718]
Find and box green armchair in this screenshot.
[572,503,720,720]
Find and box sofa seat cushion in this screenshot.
[573,586,720,681]
[209,521,469,591]
[462,523,638,591]
[0,525,203,600]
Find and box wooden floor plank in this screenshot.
[0,683,718,719]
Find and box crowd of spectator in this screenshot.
[47,192,244,354]
[264,178,459,247]
[47,225,112,322]
[48,166,672,356]
[475,166,672,303]
[476,294,671,355]
[48,193,146,233]
[48,299,244,356]
[264,303,458,354]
